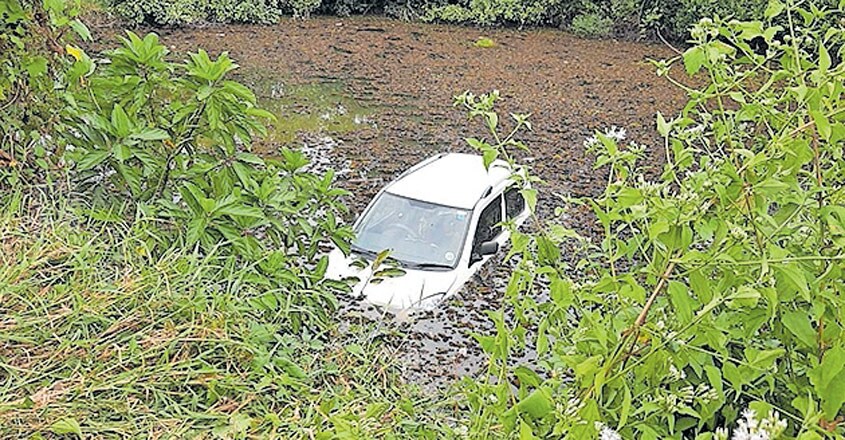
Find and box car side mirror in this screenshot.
[479,240,499,256]
[470,241,499,266]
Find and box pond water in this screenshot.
[237,68,378,146]
[154,16,687,391]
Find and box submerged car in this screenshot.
[326,152,529,310]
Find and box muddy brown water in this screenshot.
[113,16,688,392]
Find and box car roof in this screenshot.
[385,153,513,209]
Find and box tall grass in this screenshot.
[0,188,447,438]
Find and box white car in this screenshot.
[327,152,529,310]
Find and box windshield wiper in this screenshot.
[408,262,454,270]
[350,244,377,258]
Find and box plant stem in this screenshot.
[634,257,676,328]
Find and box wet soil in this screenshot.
[126,16,688,391]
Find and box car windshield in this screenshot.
[353,192,470,268]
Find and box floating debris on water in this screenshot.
[299,134,353,177]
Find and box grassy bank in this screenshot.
[0,189,450,438]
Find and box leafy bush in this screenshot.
[647,0,769,41]
[569,11,613,38]
[103,0,841,44]
[288,0,321,17]
[61,31,354,329]
[4,0,353,333]
[107,0,285,25]
[109,0,197,25]
[104,0,845,49]
[454,1,845,438]
[0,0,89,187]
[423,0,561,26]
[207,0,285,23]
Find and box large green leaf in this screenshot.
[668,280,695,324]
[764,0,785,18]
[809,346,845,392]
[215,204,265,219]
[781,310,816,350]
[516,389,552,419]
[774,264,810,301]
[75,150,109,170]
[111,104,132,137]
[50,418,82,437]
[682,46,706,76]
[130,128,170,141]
[809,347,845,418]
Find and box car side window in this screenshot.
[505,187,525,220]
[473,195,503,250]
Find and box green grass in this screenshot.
[0,189,452,438]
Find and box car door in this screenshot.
[450,192,502,291]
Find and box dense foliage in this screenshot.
[3,0,354,330]
[0,0,86,186]
[1,1,445,437]
[5,0,845,437]
[454,1,845,438]
[102,0,841,41]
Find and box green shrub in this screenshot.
[107,0,285,25]
[646,0,840,41]
[207,0,284,24]
[102,0,842,44]
[455,2,845,437]
[60,32,355,330]
[5,0,354,330]
[108,0,198,25]
[569,11,613,38]
[289,0,322,17]
[424,0,559,26]
[651,0,768,41]
[0,0,89,187]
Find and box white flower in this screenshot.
[564,397,585,418]
[669,364,686,380]
[599,424,622,440]
[606,126,627,142]
[725,408,787,440]
[695,383,717,403]
[583,135,600,149]
[685,124,705,136]
[583,126,628,149]
[690,17,719,41]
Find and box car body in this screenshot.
[326,152,529,310]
